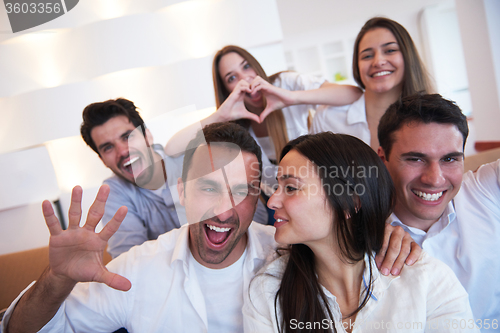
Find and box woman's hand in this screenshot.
[215,80,261,123]
[250,76,296,123]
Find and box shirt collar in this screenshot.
[170,224,191,271]
[346,94,367,125]
[388,202,457,236]
[245,223,274,273]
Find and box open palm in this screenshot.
[44,185,131,291]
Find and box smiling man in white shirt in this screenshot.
[378,93,500,324]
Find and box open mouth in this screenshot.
[122,156,140,175]
[372,70,393,77]
[204,223,233,246]
[412,190,444,202]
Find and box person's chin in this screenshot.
[245,97,263,110]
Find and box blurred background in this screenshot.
[0,0,499,255]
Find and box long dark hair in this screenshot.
[275,132,395,332]
[352,17,433,97]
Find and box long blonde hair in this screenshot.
[212,45,289,160]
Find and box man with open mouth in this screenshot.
[3,122,420,333]
[378,93,500,323]
[80,98,183,258]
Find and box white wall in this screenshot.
[0,0,286,255]
[456,0,500,142]
[276,0,499,152]
[1,0,499,255]
[276,0,450,88]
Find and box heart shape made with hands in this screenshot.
[237,76,291,123]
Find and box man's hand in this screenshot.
[6,185,130,333]
[45,185,131,291]
[375,224,421,276]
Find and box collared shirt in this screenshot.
[311,94,371,146]
[102,144,186,258]
[1,223,277,333]
[244,252,477,332]
[389,159,500,323]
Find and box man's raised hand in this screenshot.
[44,185,131,291]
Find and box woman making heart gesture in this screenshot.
[165,45,361,207]
[211,46,360,168]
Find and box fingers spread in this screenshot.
[99,206,128,241]
[43,200,63,236]
[85,185,111,230]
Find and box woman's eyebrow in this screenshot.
[360,41,397,54]
[277,174,302,181]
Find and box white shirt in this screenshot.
[193,247,247,333]
[252,72,325,196]
[389,159,500,323]
[244,252,477,333]
[311,94,371,146]
[1,223,277,333]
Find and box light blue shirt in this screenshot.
[103,144,185,258]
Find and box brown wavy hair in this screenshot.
[352,17,433,97]
[212,45,289,160]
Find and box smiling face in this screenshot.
[358,27,405,96]
[379,121,464,231]
[267,150,334,248]
[178,144,260,269]
[91,115,156,186]
[218,52,263,108]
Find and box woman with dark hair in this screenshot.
[243,133,476,333]
[166,45,361,199]
[312,17,434,150]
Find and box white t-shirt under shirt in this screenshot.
[192,248,247,333]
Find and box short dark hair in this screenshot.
[378,93,469,158]
[181,122,263,183]
[80,98,145,155]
